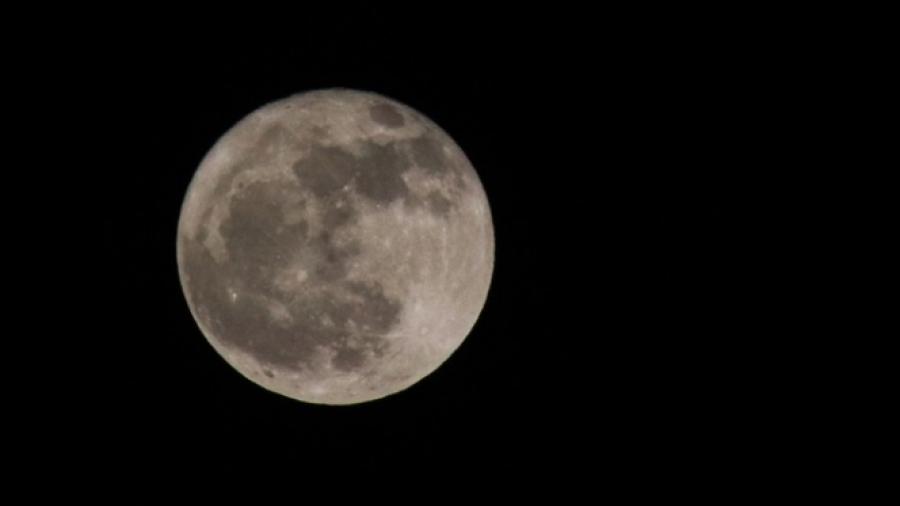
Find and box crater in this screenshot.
[369,103,405,128]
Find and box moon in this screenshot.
[176,89,494,405]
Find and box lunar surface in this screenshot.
[176,89,494,405]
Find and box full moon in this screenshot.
[176,89,494,405]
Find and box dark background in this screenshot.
[45,7,839,483]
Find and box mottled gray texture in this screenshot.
[177,89,494,405]
[292,140,412,205]
[408,135,448,174]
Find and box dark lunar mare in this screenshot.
[182,176,402,373]
[368,103,405,128]
[291,140,411,204]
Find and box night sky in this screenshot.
[38,7,822,486]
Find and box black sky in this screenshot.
[37,8,831,485]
